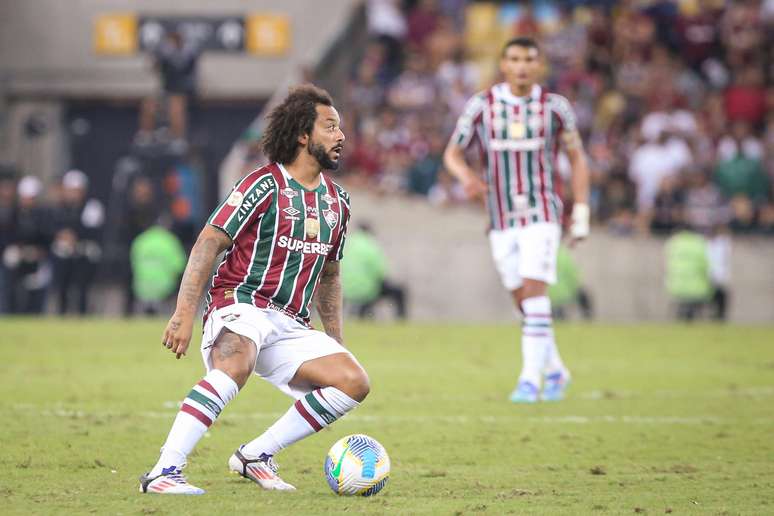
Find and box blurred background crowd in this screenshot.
[326,0,773,236]
[0,0,772,319]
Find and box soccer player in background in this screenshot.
[139,85,369,494]
[444,37,590,403]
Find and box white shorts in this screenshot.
[201,303,352,399]
[488,222,561,290]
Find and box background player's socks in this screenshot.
[241,387,359,458]
[518,296,553,388]
[149,369,238,476]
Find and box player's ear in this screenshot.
[298,132,309,147]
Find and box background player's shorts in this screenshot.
[201,303,352,399]
[488,222,561,290]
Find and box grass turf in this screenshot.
[1,319,773,515]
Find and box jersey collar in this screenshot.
[277,163,328,193]
[493,83,542,105]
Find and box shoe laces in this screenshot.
[161,464,190,484]
[259,453,279,474]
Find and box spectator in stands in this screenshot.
[4,176,51,314]
[387,52,437,112]
[407,133,445,196]
[650,175,685,235]
[407,0,441,50]
[51,170,105,315]
[119,175,158,316]
[138,30,202,150]
[724,65,767,126]
[683,168,728,234]
[714,134,769,203]
[0,170,16,314]
[706,224,732,321]
[341,222,407,320]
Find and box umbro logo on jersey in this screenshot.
[283,207,300,216]
[281,188,298,199]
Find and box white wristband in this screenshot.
[571,203,590,239]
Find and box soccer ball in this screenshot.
[324,434,390,496]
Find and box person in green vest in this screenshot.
[548,244,593,320]
[130,222,187,315]
[341,222,407,319]
[665,227,712,321]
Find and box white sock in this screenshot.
[518,296,553,387]
[150,369,238,476]
[241,386,359,458]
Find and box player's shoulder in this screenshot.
[330,180,350,207]
[239,163,279,193]
[545,92,573,110]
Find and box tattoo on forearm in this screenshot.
[316,264,343,344]
[177,236,221,313]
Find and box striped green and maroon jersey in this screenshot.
[204,162,351,326]
[450,83,578,230]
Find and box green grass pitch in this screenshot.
[2,319,774,515]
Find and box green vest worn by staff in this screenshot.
[130,226,187,302]
[340,232,387,304]
[665,230,711,302]
[549,245,580,308]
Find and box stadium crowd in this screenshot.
[337,0,773,234]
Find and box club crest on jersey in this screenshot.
[322,208,338,229]
[226,190,244,207]
[281,188,298,199]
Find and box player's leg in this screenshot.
[140,329,256,494]
[232,321,368,490]
[489,228,543,402]
[515,223,570,402]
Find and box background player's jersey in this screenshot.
[205,163,350,326]
[451,83,578,230]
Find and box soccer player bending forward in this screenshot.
[140,85,368,494]
[444,38,590,403]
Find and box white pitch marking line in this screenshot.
[12,405,774,425]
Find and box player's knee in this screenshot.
[336,366,370,402]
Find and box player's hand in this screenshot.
[162,311,194,359]
[461,174,487,202]
[569,203,590,247]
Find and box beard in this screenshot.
[308,139,340,170]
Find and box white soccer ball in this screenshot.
[324,434,390,496]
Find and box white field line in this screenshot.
[11,404,774,425]
[578,387,774,400]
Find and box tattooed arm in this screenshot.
[315,261,344,345]
[163,225,232,359]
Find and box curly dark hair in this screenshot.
[261,84,334,164]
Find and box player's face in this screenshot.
[500,45,540,89]
[307,105,345,170]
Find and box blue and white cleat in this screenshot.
[139,465,205,495]
[542,372,571,401]
[509,381,539,403]
[228,447,296,491]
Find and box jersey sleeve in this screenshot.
[449,94,486,149]
[327,191,351,262]
[208,171,275,241]
[549,94,582,150]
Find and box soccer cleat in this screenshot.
[542,372,571,402]
[228,447,296,491]
[139,465,205,495]
[509,381,539,403]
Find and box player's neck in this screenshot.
[508,82,533,98]
[283,156,323,190]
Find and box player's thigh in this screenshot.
[488,227,522,291]
[210,330,257,388]
[201,304,273,386]
[517,222,560,286]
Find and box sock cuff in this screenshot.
[206,369,239,404]
[521,295,551,315]
[319,386,360,413]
